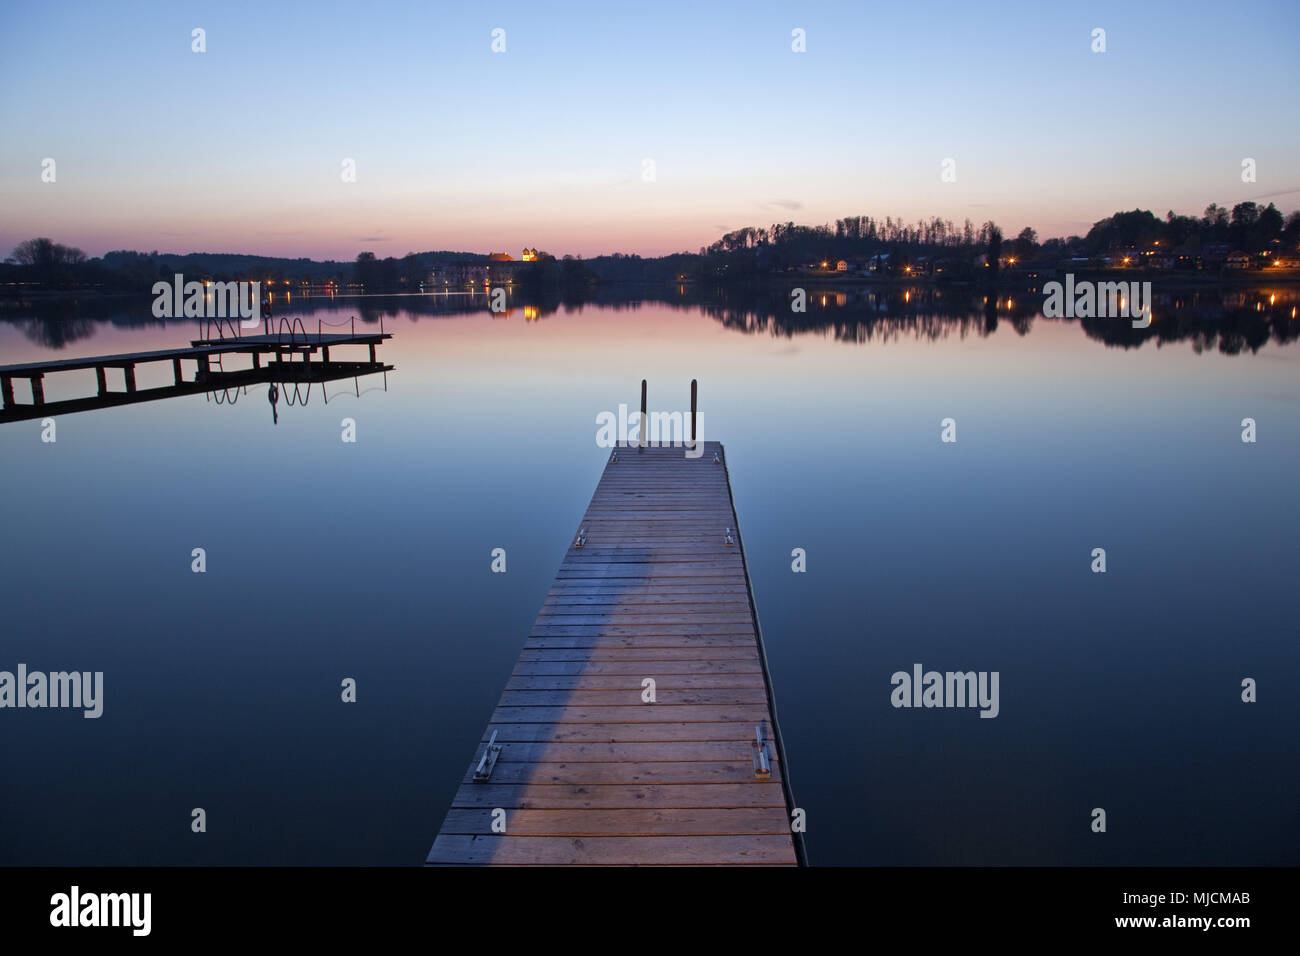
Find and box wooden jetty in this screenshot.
[0,324,391,422]
[429,414,803,865]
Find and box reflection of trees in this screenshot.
[1078,291,1300,355]
[648,283,1041,344]
[19,316,98,348]
[665,283,1298,353]
[4,286,1298,354]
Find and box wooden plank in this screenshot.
[459,760,781,786]
[504,675,768,691]
[428,834,796,866]
[516,648,761,662]
[437,807,790,836]
[480,722,773,743]
[488,704,772,723]
[447,782,789,810]
[510,661,763,676]
[495,688,771,706]
[478,740,773,762]
[524,636,760,649]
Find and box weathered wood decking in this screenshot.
[428,440,801,866]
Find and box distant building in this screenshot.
[1226,251,1251,270]
[488,252,514,262]
[429,260,488,286]
[521,248,538,262]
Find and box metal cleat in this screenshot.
[473,730,502,782]
[751,726,771,777]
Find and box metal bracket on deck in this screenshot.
[724,528,734,547]
[574,526,587,549]
[473,730,502,782]
[713,450,721,464]
[751,726,771,777]
[610,450,618,464]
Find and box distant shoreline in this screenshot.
[5,268,1300,306]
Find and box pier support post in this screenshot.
[322,346,330,362]
[123,364,137,393]
[31,375,44,405]
[96,367,107,395]
[368,343,376,363]
[1,376,13,409]
[252,352,261,369]
[172,358,182,385]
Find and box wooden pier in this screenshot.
[0,327,391,422]
[428,436,802,866]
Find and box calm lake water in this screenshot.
[2,286,1297,865]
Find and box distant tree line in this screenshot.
[670,202,1299,281]
[5,201,1297,295]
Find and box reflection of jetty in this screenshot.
[429,410,802,865]
[0,322,391,423]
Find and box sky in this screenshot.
[1,0,1297,261]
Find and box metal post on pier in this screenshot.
[639,378,647,449]
[690,379,698,447]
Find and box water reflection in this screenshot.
[4,284,1296,355]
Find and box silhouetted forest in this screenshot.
[4,201,1298,294]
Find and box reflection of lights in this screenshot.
[1270,294,1276,304]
